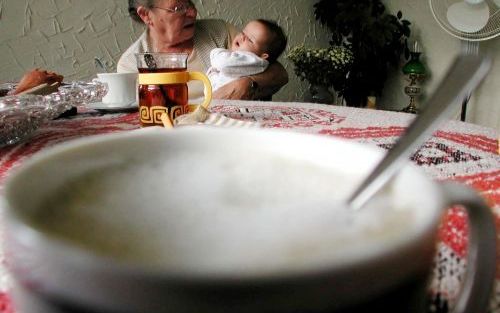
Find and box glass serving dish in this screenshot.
[0,83,16,97]
[0,81,108,148]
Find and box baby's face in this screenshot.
[231,21,270,59]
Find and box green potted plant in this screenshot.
[287,45,353,104]
[314,0,411,107]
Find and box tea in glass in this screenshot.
[136,53,212,127]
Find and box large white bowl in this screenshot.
[2,127,495,313]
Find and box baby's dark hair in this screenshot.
[255,19,287,63]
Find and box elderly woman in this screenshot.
[118,0,288,100]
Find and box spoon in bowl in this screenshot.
[348,54,491,211]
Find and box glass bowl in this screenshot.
[0,81,108,148]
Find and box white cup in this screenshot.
[95,73,137,107]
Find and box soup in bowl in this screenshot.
[2,127,495,313]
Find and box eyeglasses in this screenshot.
[153,1,195,14]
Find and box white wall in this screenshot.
[383,0,500,130]
[0,1,136,81]
[0,0,498,130]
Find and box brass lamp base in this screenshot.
[401,99,419,114]
[401,73,424,114]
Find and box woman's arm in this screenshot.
[212,62,288,100]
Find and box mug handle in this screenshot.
[188,72,212,112]
[440,182,496,313]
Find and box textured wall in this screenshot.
[0,0,137,81]
[0,0,330,103]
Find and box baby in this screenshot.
[207,19,287,92]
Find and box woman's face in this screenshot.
[145,0,197,47]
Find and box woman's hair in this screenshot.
[128,0,155,23]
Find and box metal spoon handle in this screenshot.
[94,57,108,73]
[348,54,492,210]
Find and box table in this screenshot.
[0,100,498,313]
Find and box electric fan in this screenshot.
[429,0,500,120]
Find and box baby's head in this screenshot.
[231,19,287,62]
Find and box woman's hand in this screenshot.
[212,77,254,100]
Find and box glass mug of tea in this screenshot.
[135,52,212,127]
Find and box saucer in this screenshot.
[87,101,138,113]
